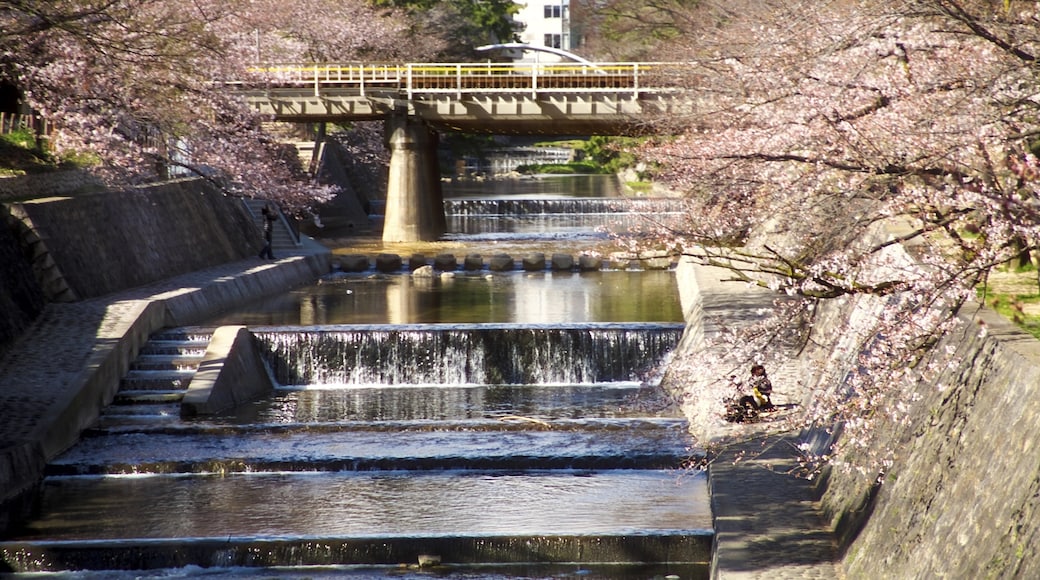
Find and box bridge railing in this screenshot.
[241,62,686,99]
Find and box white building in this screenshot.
[512,0,574,62]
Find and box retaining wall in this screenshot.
[673,254,1040,577]
[812,296,1040,578]
[0,216,43,352]
[5,179,261,301]
[0,171,105,203]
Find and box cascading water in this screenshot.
[0,173,710,579]
[443,197,688,237]
[255,323,683,386]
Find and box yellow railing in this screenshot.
[241,62,683,98]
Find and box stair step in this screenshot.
[100,403,183,418]
[139,340,210,356]
[113,390,187,404]
[121,369,195,391]
[130,354,205,371]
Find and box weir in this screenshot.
[444,198,688,216]
[443,198,688,236]
[1,175,710,578]
[254,322,684,386]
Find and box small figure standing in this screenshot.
[259,203,276,260]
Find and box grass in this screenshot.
[514,161,607,175]
[978,267,1040,338]
[0,129,86,176]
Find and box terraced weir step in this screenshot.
[1,324,711,579]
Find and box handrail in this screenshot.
[238,62,686,98]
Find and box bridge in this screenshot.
[233,62,689,242]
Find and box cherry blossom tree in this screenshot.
[0,0,444,211]
[623,0,1040,475]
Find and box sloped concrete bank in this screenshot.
[182,325,276,417]
[0,180,331,534]
[0,252,331,534]
[671,252,1040,577]
[5,178,260,302]
[812,299,1040,578]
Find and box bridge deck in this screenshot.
[233,62,690,134]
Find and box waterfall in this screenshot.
[444,198,688,216]
[444,198,689,236]
[253,323,683,387]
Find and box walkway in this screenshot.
[709,431,842,579]
[683,261,843,579]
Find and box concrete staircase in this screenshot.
[242,199,301,255]
[96,330,212,428]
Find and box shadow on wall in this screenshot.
[0,205,45,352]
[6,178,262,302]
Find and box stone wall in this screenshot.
[0,215,43,352]
[6,179,261,301]
[673,253,1040,577]
[0,171,105,203]
[811,293,1040,578]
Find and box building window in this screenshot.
[544,5,562,18]
[544,34,562,49]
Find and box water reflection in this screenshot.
[207,270,681,326]
[25,471,709,540]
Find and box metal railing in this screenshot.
[241,62,685,99]
[0,112,51,136]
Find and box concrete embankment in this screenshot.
[672,239,1040,577]
[0,179,331,533]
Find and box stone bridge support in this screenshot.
[383,114,445,242]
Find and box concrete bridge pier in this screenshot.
[383,114,446,242]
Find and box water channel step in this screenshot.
[14,323,709,576]
[128,353,207,371]
[3,470,711,573]
[102,333,212,421]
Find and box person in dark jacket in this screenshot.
[747,364,774,410]
[259,203,277,259]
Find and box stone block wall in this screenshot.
[811,295,1040,578]
[0,212,44,351]
[6,179,261,301]
[672,252,1040,577]
[0,171,105,203]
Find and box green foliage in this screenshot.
[2,128,35,149]
[977,287,1040,339]
[372,0,519,47]
[583,136,643,173]
[0,129,54,175]
[515,161,606,174]
[442,133,497,158]
[0,129,92,175]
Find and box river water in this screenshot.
[0,174,709,579]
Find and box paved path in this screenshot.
[683,261,844,579]
[709,432,842,579]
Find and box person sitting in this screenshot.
[723,365,774,422]
[748,364,774,410]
